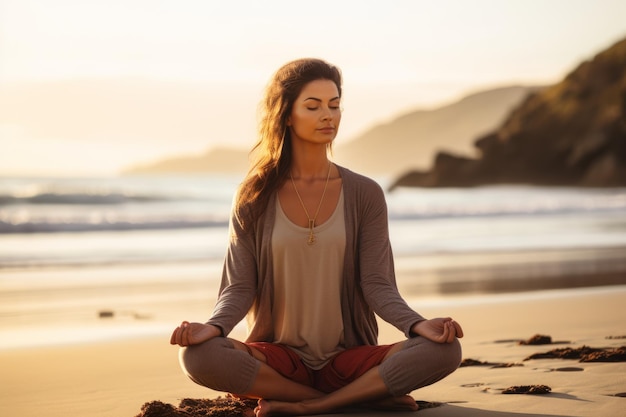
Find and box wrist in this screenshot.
[206,323,223,338]
[410,319,427,336]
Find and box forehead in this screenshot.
[297,79,340,100]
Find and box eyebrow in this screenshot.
[303,96,341,102]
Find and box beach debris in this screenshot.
[135,397,257,417]
[135,401,183,417]
[98,309,152,320]
[613,392,626,397]
[502,385,552,395]
[460,358,523,368]
[524,345,626,362]
[133,397,444,416]
[98,310,115,318]
[580,346,626,362]
[606,335,626,340]
[415,400,444,409]
[519,334,552,345]
[178,397,256,416]
[495,334,569,345]
[525,346,603,360]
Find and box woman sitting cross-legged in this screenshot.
[170,57,463,417]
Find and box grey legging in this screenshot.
[179,336,461,397]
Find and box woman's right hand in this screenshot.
[170,321,221,346]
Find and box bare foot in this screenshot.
[254,395,418,416]
[368,395,419,411]
[254,399,306,417]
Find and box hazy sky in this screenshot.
[1,0,625,176]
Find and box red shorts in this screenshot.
[246,342,394,393]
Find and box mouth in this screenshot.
[318,127,336,134]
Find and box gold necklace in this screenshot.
[289,162,332,245]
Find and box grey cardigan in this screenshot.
[207,165,424,347]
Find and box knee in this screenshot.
[179,337,230,384]
[178,337,228,381]
[178,337,259,394]
[406,336,462,373]
[379,337,462,396]
[441,338,463,374]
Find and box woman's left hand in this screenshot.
[412,317,464,343]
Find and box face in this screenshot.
[286,79,342,146]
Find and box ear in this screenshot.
[286,116,292,126]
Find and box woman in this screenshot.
[170,58,463,416]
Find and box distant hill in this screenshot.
[123,85,536,176]
[391,37,626,189]
[122,146,250,175]
[332,85,538,177]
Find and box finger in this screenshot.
[171,321,190,346]
[451,320,464,338]
[181,323,190,346]
[172,327,184,346]
[445,321,455,343]
[176,329,185,346]
[177,322,189,346]
[439,320,450,343]
[183,322,196,346]
[170,327,179,345]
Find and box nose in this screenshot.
[321,107,333,121]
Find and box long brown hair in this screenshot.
[234,58,342,231]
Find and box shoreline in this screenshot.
[1,243,625,355]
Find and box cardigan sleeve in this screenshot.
[205,209,258,337]
[357,179,426,337]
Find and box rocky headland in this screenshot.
[390,37,626,190]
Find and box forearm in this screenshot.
[206,285,255,336]
[364,282,425,337]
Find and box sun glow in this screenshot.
[1,0,625,176]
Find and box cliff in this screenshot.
[390,37,626,189]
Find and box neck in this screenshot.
[290,147,330,180]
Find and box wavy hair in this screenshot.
[234,58,342,231]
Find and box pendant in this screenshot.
[307,219,316,245]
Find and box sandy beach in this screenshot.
[1,284,624,417]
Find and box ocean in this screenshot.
[1,175,626,349]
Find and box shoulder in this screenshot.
[337,165,385,200]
